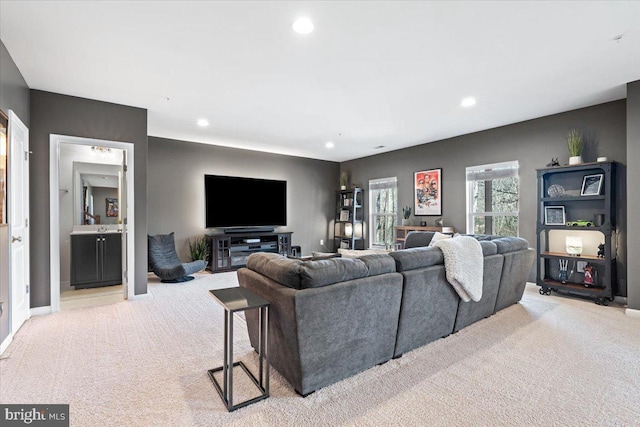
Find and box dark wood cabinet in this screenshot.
[536,161,617,305]
[207,231,292,273]
[71,233,122,288]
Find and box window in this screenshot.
[369,177,397,249]
[466,161,519,236]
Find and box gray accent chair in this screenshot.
[148,233,207,282]
[403,231,436,248]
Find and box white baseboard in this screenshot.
[0,334,13,356]
[30,306,51,317]
[615,296,627,305]
[625,308,640,318]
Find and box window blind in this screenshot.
[466,161,518,181]
[369,177,397,190]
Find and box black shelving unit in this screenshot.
[334,187,364,251]
[536,161,617,305]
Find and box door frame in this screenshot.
[49,135,135,312]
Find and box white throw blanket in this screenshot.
[433,236,484,302]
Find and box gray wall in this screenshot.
[0,40,30,344]
[30,90,148,307]
[148,136,339,260]
[343,101,627,295]
[627,81,640,310]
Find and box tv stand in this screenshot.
[224,227,275,234]
[207,231,292,273]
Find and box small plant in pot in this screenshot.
[567,128,583,165]
[339,171,349,190]
[402,206,412,226]
[188,235,210,264]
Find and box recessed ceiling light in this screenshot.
[461,97,477,108]
[197,119,209,127]
[292,17,314,34]
[325,141,335,149]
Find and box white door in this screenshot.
[120,149,128,299]
[9,111,29,334]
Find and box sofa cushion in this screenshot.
[389,246,444,272]
[299,257,369,289]
[464,234,502,241]
[479,240,498,256]
[493,237,529,253]
[358,253,397,275]
[311,251,342,260]
[246,253,303,289]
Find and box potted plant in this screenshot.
[339,171,348,190]
[188,235,210,264]
[567,128,583,165]
[402,206,412,226]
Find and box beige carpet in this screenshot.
[1,272,639,426]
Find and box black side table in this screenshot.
[208,287,270,412]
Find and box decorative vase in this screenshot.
[402,218,411,226]
[340,185,346,190]
[569,156,583,165]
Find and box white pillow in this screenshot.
[338,248,390,258]
[428,232,452,247]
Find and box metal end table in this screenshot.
[208,287,270,412]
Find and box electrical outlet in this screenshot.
[320,239,324,246]
[577,261,587,273]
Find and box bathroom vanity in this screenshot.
[70,230,122,289]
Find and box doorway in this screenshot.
[49,135,135,312]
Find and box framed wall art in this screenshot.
[414,168,442,216]
[544,206,566,225]
[581,174,603,196]
[0,110,7,224]
[106,197,119,217]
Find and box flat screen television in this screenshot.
[205,175,287,228]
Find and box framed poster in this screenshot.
[106,197,119,217]
[414,168,442,216]
[544,206,566,225]
[0,110,7,224]
[581,174,603,196]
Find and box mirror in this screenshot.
[73,162,122,225]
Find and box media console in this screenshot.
[207,231,293,273]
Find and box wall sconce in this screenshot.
[345,223,353,237]
[566,236,583,256]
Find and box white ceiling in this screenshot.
[1,1,639,162]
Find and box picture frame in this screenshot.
[544,206,566,225]
[581,174,603,196]
[0,110,7,225]
[106,197,119,217]
[414,168,442,216]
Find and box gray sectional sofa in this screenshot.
[236,235,535,396]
